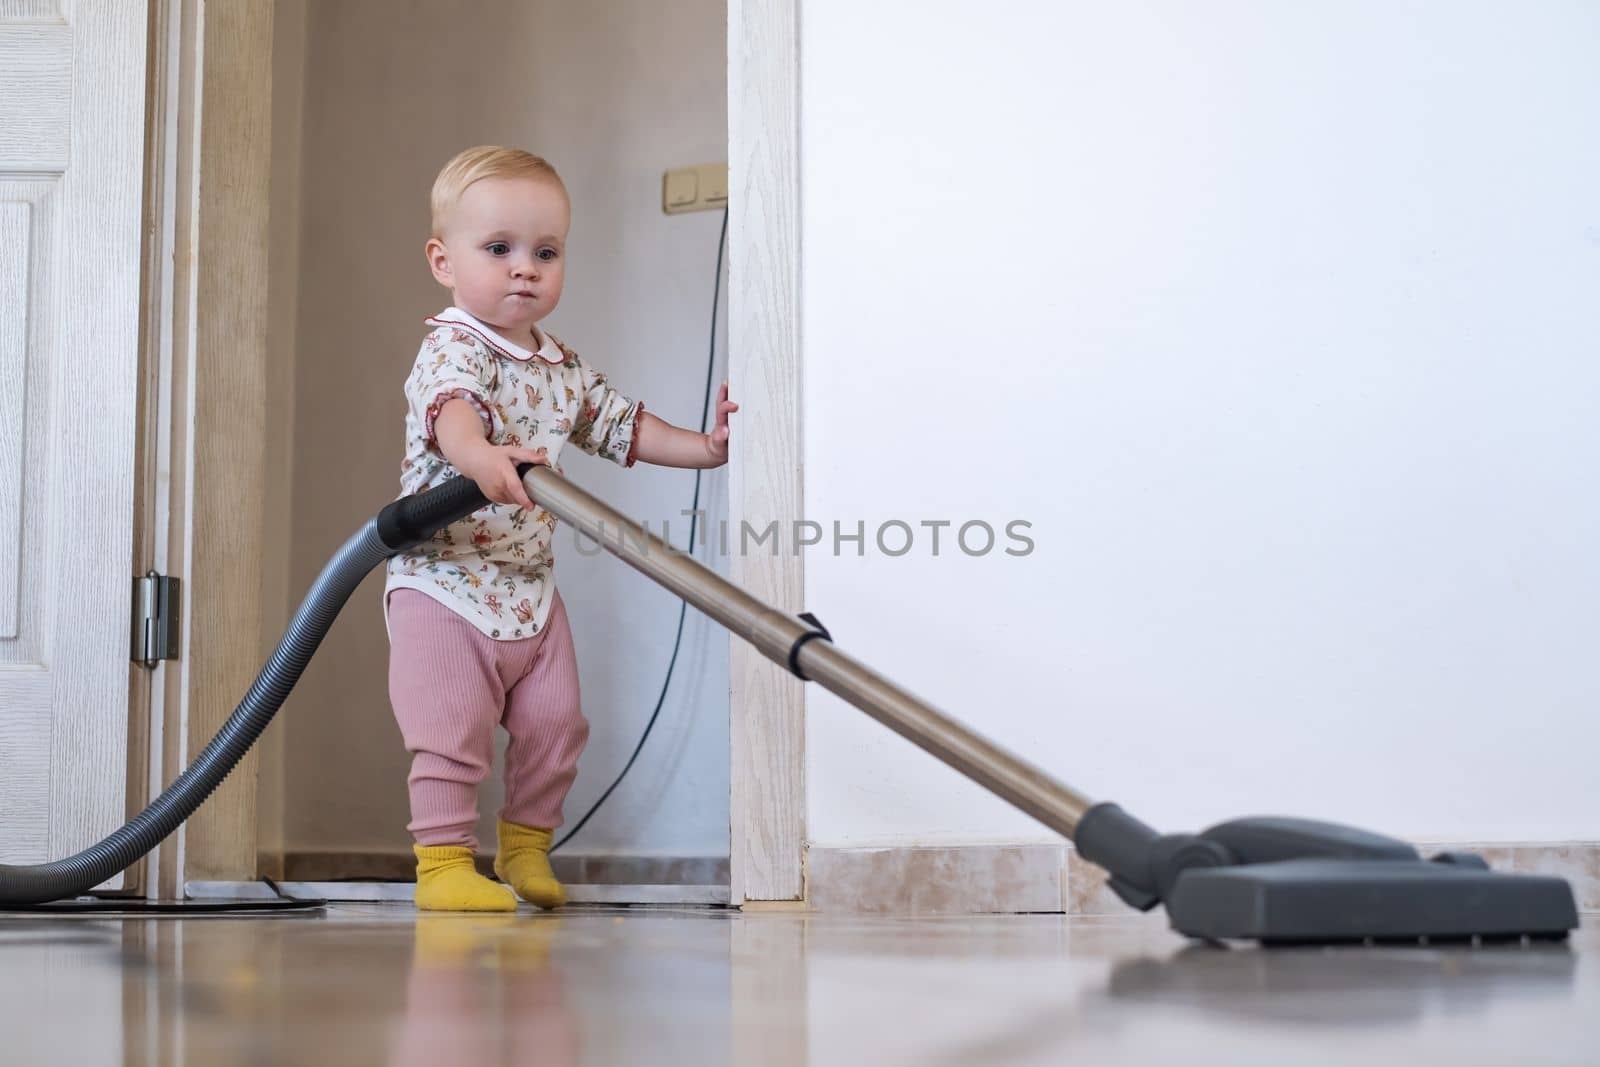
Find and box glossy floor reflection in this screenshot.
[2,905,1595,1065]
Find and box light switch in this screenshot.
[663,168,698,211]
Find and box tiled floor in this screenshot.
[2,904,1595,1065]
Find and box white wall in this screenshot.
[280,0,729,860]
[801,1,1600,845]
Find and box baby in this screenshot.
[385,146,737,911]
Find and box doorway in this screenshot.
[258,0,735,903]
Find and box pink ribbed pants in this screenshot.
[386,588,588,849]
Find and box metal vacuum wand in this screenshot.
[509,466,1576,945]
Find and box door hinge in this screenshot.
[132,571,181,668]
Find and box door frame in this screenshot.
[155,0,809,902]
[140,0,275,896]
[727,0,806,904]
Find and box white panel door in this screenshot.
[0,1,148,870]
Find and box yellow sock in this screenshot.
[493,820,566,909]
[413,845,516,912]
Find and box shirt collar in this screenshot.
[426,306,565,364]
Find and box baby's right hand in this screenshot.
[456,442,549,511]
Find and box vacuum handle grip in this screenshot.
[374,463,548,551]
[375,474,490,550]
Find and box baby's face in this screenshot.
[427,176,571,337]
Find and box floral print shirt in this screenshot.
[384,306,644,640]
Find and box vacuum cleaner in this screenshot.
[0,467,1580,943]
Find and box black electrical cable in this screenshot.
[552,207,729,853]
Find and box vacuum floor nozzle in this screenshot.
[1074,805,1580,945]
[1165,858,1578,944]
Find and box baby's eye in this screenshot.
[486,242,511,256]
[537,247,559,262]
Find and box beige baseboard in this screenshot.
[806,841,1600,916]
[280,850,729,887]
[807,844,1069,914]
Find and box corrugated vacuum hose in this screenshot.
[0,471,487,907]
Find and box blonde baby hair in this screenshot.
[430,146,566,237]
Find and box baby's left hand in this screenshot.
[706,381,738,466]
